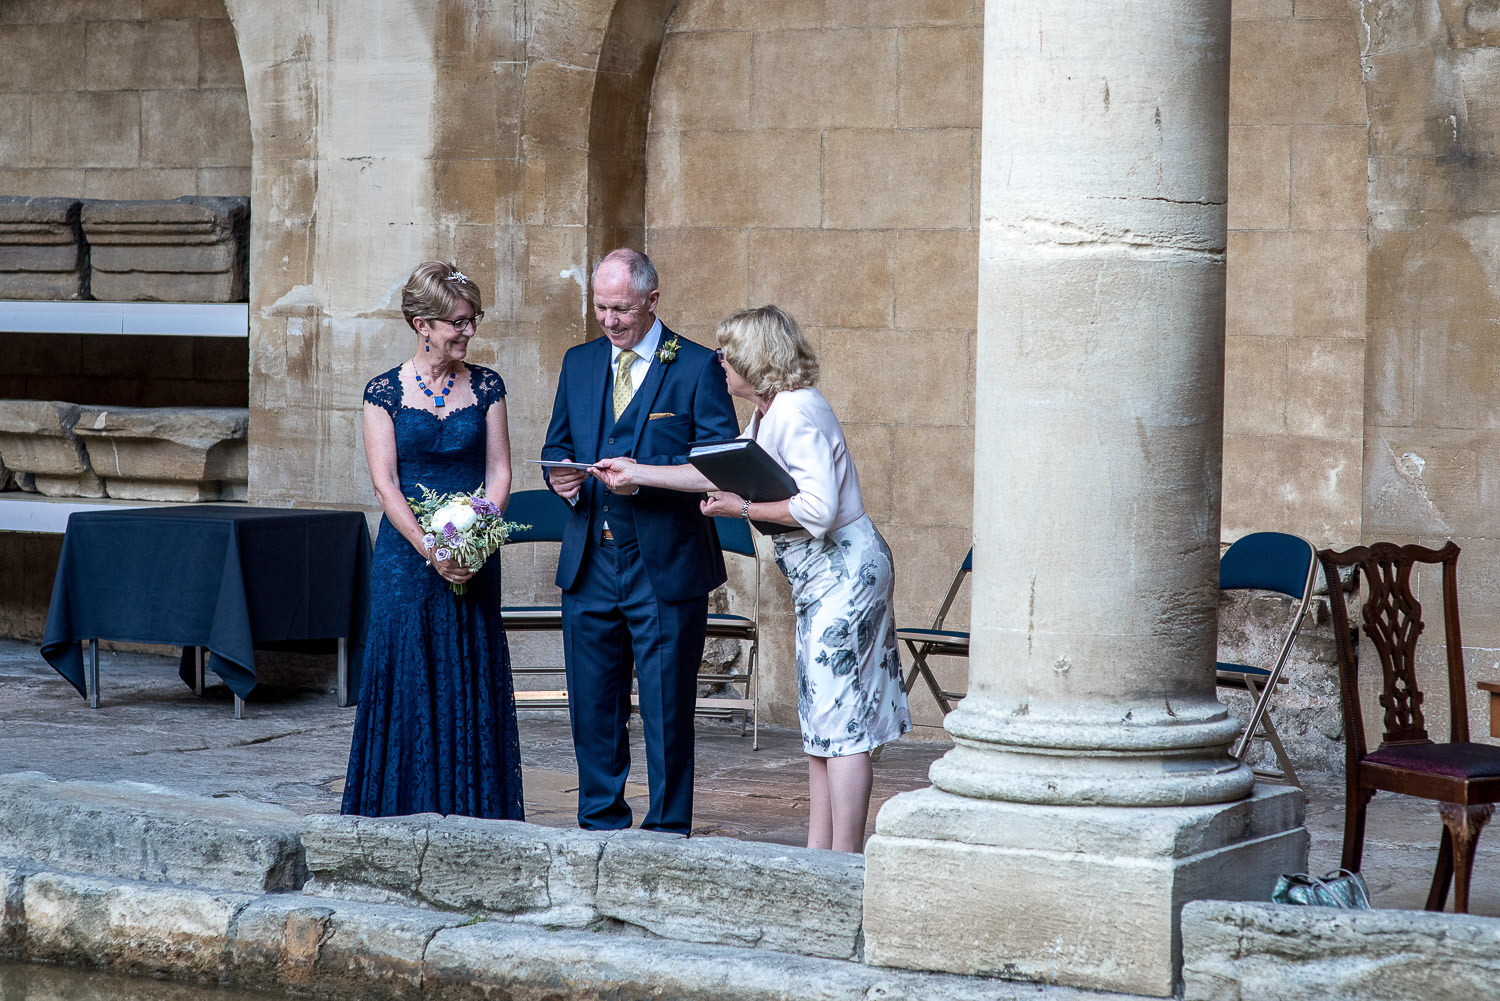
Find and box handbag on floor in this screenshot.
[1271,868,1372,909]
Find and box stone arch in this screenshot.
[586,0,679,262]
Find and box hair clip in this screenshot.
[445,268,470,284]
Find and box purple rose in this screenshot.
[434,547,451,562]
[443,522,459,541]
[422,533,436,550]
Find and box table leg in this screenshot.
[337,637,349,707]
[193,646,205,696]
[234,694,245,720]
[86,639,100,709]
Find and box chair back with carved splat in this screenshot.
[1319,541,1500,913]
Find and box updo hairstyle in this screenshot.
[400,261,483,331]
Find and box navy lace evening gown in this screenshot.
[340,363,524,820]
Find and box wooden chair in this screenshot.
[1319,541,1500,912]
[1215,532,1317,788]
[897,549,971,716]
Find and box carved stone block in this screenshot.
[81,196,248,302]
[73,405,248,502]
[0,197,87,300]
[0,400,104,497]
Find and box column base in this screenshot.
[862,784,1307,998]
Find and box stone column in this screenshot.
[862,2,1306,997]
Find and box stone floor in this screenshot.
[1,637,1497,915]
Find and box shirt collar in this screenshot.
[610,317,662,365]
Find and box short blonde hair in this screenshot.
[401,261,482,331]
[715,305,819,397]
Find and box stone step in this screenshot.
[1,864,1124,1001]
[0,772,304,894]
[301,812,866,961]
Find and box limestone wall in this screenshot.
[0,0,250,201]
[1359,2,1500,745]
[645,2,981,729]
[1222,1,1368,549]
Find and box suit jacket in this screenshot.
[542,325,739,602]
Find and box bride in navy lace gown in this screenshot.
[341,261,524,820]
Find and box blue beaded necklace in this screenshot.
[414,364,457,406]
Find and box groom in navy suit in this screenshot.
[542,249,738,833]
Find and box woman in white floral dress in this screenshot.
[593,305,910,853]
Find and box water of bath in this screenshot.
[0,962,277,1000]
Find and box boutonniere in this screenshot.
[656,334,681,364]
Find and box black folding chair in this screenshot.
[1216,531,1317,787]
[896,549,971,716]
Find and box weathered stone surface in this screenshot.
[304,813,602,929]
[304,815,865,958]
[0,196,87,299]
[0,400,104,498]
[865,786,1307,998]
[1181,899,1500,1001]
[597,831,865,960]
[0,860,30,958]
[20,870,253,978]
[228,894,462,1001]
[416,816,602,927]
[224,894,337,991]
[421,919,1124,1001]
[300,813,429,905]
[72,405,248,501]
[81,196,248,302]
[0,772,305,893]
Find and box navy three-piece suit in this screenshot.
[542,325,738,832]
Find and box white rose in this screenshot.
[434,502,477,534]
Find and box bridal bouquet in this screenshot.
[410,485,528,595]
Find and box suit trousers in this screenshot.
[561,533,707,833]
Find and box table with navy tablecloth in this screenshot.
[40,506,371,714]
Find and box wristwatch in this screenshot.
[741,499,751,521]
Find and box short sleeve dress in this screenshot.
[340,363,524,820]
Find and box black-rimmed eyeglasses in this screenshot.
[432,313,483,333]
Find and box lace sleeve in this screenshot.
[363,369,400,416]
[475,366,507,411]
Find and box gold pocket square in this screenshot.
[648,412,676,420]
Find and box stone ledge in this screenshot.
[0,861,1127,1001]
[0,197,86,300]
[0,400,103,497]
[73,405,248,501]
[0,772,305,894]
[81,197,248,303]
[302,812,866,961]
[1181,899,1500,1001]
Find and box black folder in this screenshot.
[688,438,799,535]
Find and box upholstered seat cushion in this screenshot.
[1366,741,1500,778]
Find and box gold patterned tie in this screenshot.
[612,349,638,420]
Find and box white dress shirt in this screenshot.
[743,387,865,540]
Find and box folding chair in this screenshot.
[699,515,761,748]
[500,488,573,708]
[896,548,971,716]
[1216,531,1317,787]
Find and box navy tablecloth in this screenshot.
[41,506,371,700]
